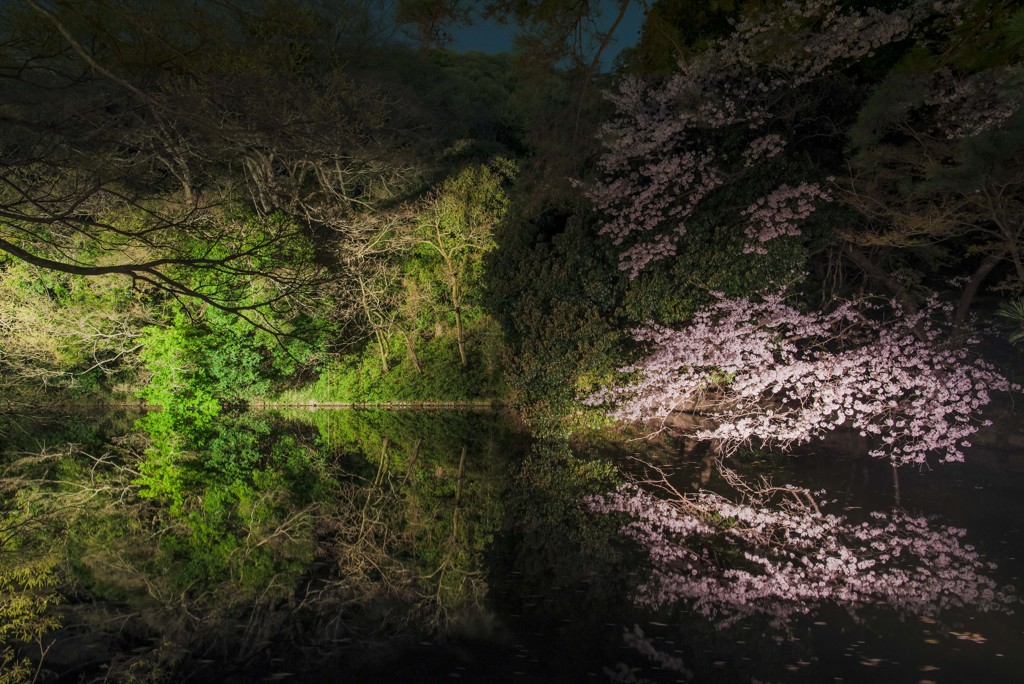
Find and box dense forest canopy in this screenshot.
[0,0,1020,434]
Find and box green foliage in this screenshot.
[290,317,505,403]
[486,208,624,434]
[996,297,1024,347]
[138,318,223,425]
[0,205,324,404]
[294,155,518,402]
[283,408,523,464]
[0,554,61,684]
[620,222,810,325]
[414,159,515,310]
[418,51,525,154]
[139,297,314,415]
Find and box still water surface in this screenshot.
[0,409,1020,683]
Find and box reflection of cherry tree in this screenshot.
[586,472,1016,629]
[587,292,1016,465]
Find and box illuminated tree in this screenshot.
[586,0,1019,460]
[587,292,1017,465]
[412,160,513,367]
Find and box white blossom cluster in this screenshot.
[925,66,1023,139]
[741,183,832,254]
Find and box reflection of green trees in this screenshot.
[493,441,626,606]
[484,441,646,679]
[1,517,62,683]
[129,411,325,601]
[285,409,516,626]
[0,557,60,684]
[0,432,130,683]
[1,408,519,680]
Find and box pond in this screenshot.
[1,408,1021,683]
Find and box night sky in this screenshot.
[448,0,645,68]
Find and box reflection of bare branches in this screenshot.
[0,444,136,546]
[714,457,821,515]
[312,441,488,639]
[4,425,499,679]
[416,445,488,633]
[629,453,821,518]
[320,460,417,618]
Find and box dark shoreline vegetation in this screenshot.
[3,0,1024,682]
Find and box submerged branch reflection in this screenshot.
[586,459,1017,630]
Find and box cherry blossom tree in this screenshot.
[585,0,1021,465]
[592,0,1024,327]
[588,0,969,278]
[579,0,1022,651]
[587,292,1017,465]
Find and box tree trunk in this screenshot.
[452,445,467,538]
[450,277,467,368]
[954,253,1001,330]
[842,243,918,314]
[454,306,467,368]
[398,327,422,373]
[374,328,389,373]
[359,277,389,373]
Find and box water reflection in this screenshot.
[602,449,1024,683]
[587,462,1016,629]
[0,409,524,681]
[1,410,1022,683]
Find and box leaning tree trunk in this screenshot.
[954,253,1002,331]
[453,306,467,368]
[398,326,422,373]
[358,277,389,373]
[450,278,467,368]
[842,243,918,315]
[373,328,390,373]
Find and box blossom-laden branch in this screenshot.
[586,293,1018,465]
[742,183,833,254]
[585,481,1015,629]
[588,0,972,276]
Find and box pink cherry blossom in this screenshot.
[586,293,1018,466]
[588,0,972,276]
[741,183,832,254]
